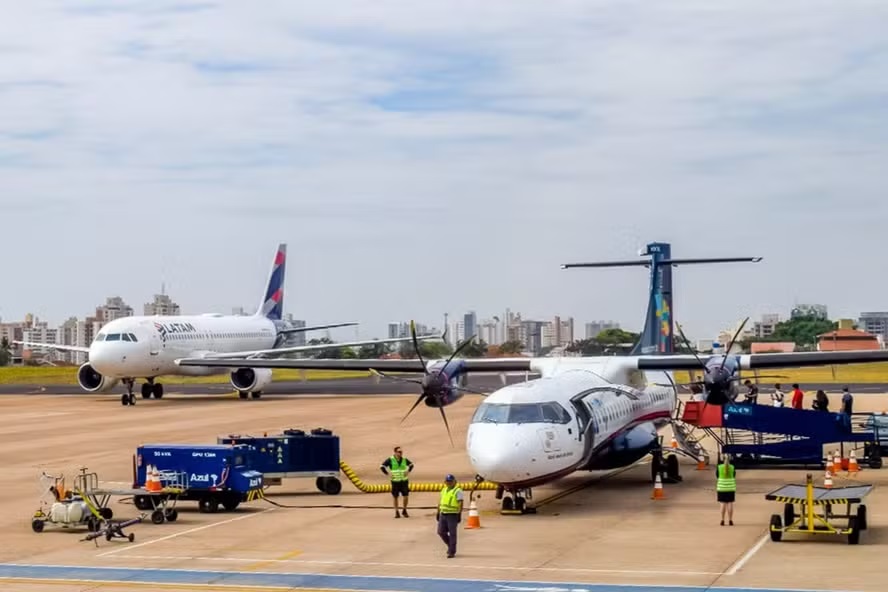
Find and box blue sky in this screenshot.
[3,1,888,340]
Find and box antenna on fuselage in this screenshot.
[561,242,762,356]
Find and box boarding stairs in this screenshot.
[670,400,711,464]
[679,400,885,469]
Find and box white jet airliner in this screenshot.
[16,244,436,406]
[177,241,888,512]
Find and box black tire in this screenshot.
[515,497,526,513]
[312,428,332,436]
[323,477,342,495]
[133,495,152,511]
[151,510,165,525]
[164,509,178,522]
[222,494,240,511]
[858,505,867,530]
[153,383,164,399]
[502,497,514,511]
[666,454,680,482]
[769,514,782,542]
[783,503,794,528]
[848,516,860,544]
[869,455,883,469]
[128,533,135,542]
[31,519,44,533]
[141,384,152,399]
[86,517,100,532]
[121,394,130,406]
[316,477,326,492]
[100,507,113,520]
[251,392,262,399]
[128,393,136,405]
[199,497,219,514]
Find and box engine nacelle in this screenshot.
[421,359,468,408]
[230,368,273,392]
[77,363,120,393]
[582,422,659,471]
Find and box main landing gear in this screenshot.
[237,391,262,400]
[496,485,536,515]
[121,378,164,406]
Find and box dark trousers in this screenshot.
[437,513,459,555]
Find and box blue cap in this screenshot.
[445,474,455,481]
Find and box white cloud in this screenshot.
[2,0,888,339]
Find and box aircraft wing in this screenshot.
[278,322,358,334]
[13,341,91,354]
[176,356,534,373]
[636,350,888,371]
[195,334,443,361]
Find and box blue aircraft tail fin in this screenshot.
[255,243,287,321]
[562,243,762,355]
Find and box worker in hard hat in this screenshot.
[436,474,463,558]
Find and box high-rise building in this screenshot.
[463,311,477,342]
[585,320,619,339]
[144,292,180,316]
[791,304,828,320]
[753,314,782,338]
[287,318,307,346]
[859,312,888,342]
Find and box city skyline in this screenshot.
[4,4,888,347]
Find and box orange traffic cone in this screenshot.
[464,499,481,529]
[848,450,859,474]
[825,451,834,474]
[824,470,833,488]
[696,455,706,471]
[670,435,678,449]
[146,466,162,492]
[143,464,154,489]
[651,473,664,500]
[833,451,842,473]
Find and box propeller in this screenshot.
[370,320,484,447]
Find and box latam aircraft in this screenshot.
[179,242,888,512]
[17,244,435,406]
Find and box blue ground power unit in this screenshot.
[133,444,264,513]
[218,427,342,495]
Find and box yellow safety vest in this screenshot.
[389,456,409,482]
[438,486,462,514]
[716,463,736,492]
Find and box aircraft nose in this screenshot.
[468,425,538,483]
[89,343,128,376]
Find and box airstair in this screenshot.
[670,400,711,464]
[677,401,885,469]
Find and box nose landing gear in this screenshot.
[120,379,136,406]
[496,484,536,514]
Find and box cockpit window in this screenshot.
[128,333,138,342]
[94,334,106,342]
[122,333,132,342]
[105,333,121,341]
[471,402,571,425]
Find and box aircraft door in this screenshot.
[149,329,161,355]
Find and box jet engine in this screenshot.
[582,422,659,471]
[77,363,120,393]
[230,368,273,392]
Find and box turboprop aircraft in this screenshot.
[177,242,888,512]
[16,244,438,406]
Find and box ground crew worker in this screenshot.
[436,474,463,558]
[380,446,414,518]
[716,454,736,526]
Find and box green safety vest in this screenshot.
[716,463,736,492]
[439,486,462,514]
[389,456,409,482]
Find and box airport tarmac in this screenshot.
[1,389,887,592]
[2,375,887,396]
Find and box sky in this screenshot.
[3,0,888,342]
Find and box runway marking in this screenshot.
[725,533,769,576]
[0,577,345,591]
[0,564,858,592]
[96,508,275,557]
[245,549,303,572]
[109,555,722,576]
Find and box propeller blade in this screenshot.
[410,320,428,374]
[675,322,707,370]
[440,333,477,374]
[720,317,750,371]
[438,406,455,447]
[400,392,428,424]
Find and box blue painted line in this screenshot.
[0,564,858,592]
